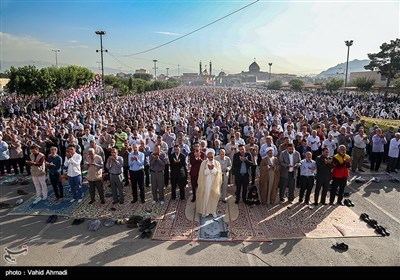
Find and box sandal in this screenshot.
[332,242,348,251]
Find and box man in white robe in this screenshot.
[196,148,222,218]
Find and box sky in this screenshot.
[1,0,399,76]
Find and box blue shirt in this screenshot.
[300,159,317,176]
[128,151,145,171]
[47,154,62,174]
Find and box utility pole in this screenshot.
[52,49,60,67]
[153,60,158,81]
[166,67,169,77]
[268,62,272,85]
[95,31,107,100]
[344,40,354,91]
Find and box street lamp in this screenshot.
[268,62,272,85]
[344,40,353,90]
[52,49,60,67]
[95,30,107,100]
[153,60,158,81]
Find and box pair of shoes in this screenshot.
[88,219,101,231]
[88,200,95,205]
[140,229,152,238]
[17,190,28,195]
[116,218,128,225]
[46,215,58,223]
[344,199,355,207]
[72,218,85,225]
[338,201,345,206]
[298,199,303,203]
[375,225,390,236]
[332,242,349,251]
[104,218,116,227]
[131,199,138,204]
[287,201,295,209]
[235,199,239,204]
[308,204,314,210]
[191,197,196,202]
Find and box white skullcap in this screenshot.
[206,148,215,155]
[265,147,274,154]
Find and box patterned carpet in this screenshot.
[152,185,380,242]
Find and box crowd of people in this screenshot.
[0,86,399,215]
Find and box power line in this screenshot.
[120,0,259,57]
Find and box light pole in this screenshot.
[268,62,272,85]
[153,60,158,81]
[344,40,353,91]
[95,31,107,100]
[52,49,60,67]
[166,67,169,77]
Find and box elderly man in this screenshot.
[259,147,280,205]
[84,148,105,204]
[215,148,232,203]
[387,132,400,173]
[196,148,222,218]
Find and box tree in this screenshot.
[325,78,344,92]
[267,80,282,90]
[36,68,56,98]
[289,79,304,91]
[364,38,400,87]
[133,73,152,81]
[351,77,375,92]
[128,77,133,90]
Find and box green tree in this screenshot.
[289,79,304,91]
[325,78,344,92]
[364,38,400,87]
[351,77,375,91]
[128,77,133,90]
[36,68,56,98]
[6,65,39,95]
[267,80,282,90]
[133,73,152,81]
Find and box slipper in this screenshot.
[332,242,348,251]
[371,177,381,183]
[72,218,85,225]
[344,199,354,207]
[360,213,370,222]
[46,215,54,223]
[0,202,12,209]
[367,219,378,229]
[88,219,101,231]
[50,215,58,224]
[109,207,116,211]
[17,190,28,195]
[15,198,24,206]
[375,225,390,236]
[104,218,116,227]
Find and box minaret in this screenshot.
[199,61,202,76]
[209,61,212,76]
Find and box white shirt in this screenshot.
[288,152,294,172]
[388,138,400,158]
[64,153,82,177]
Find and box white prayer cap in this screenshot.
[266,147,274,154]
[206,148,215,155]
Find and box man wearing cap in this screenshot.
[196,148,222,218]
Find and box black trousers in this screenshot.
[130,169,145,201]
[370,152,383,171]
[170,172,186,200]
[9,158,24,174]
[330,177,347,204]
[251,165,257,184]
[144,165,150,188]
[164,164,170,186]
[88,180,105,202]
[299,176,314,203]
[123,166,129,184]
[235,173,249,202]
[49,173,64,198]
[315,176,330,204]
[0,159,11,174]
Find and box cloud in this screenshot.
[68,45,89,49]
[1,32,56,50]
[155,31,180,36]
[68,40,79,43]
